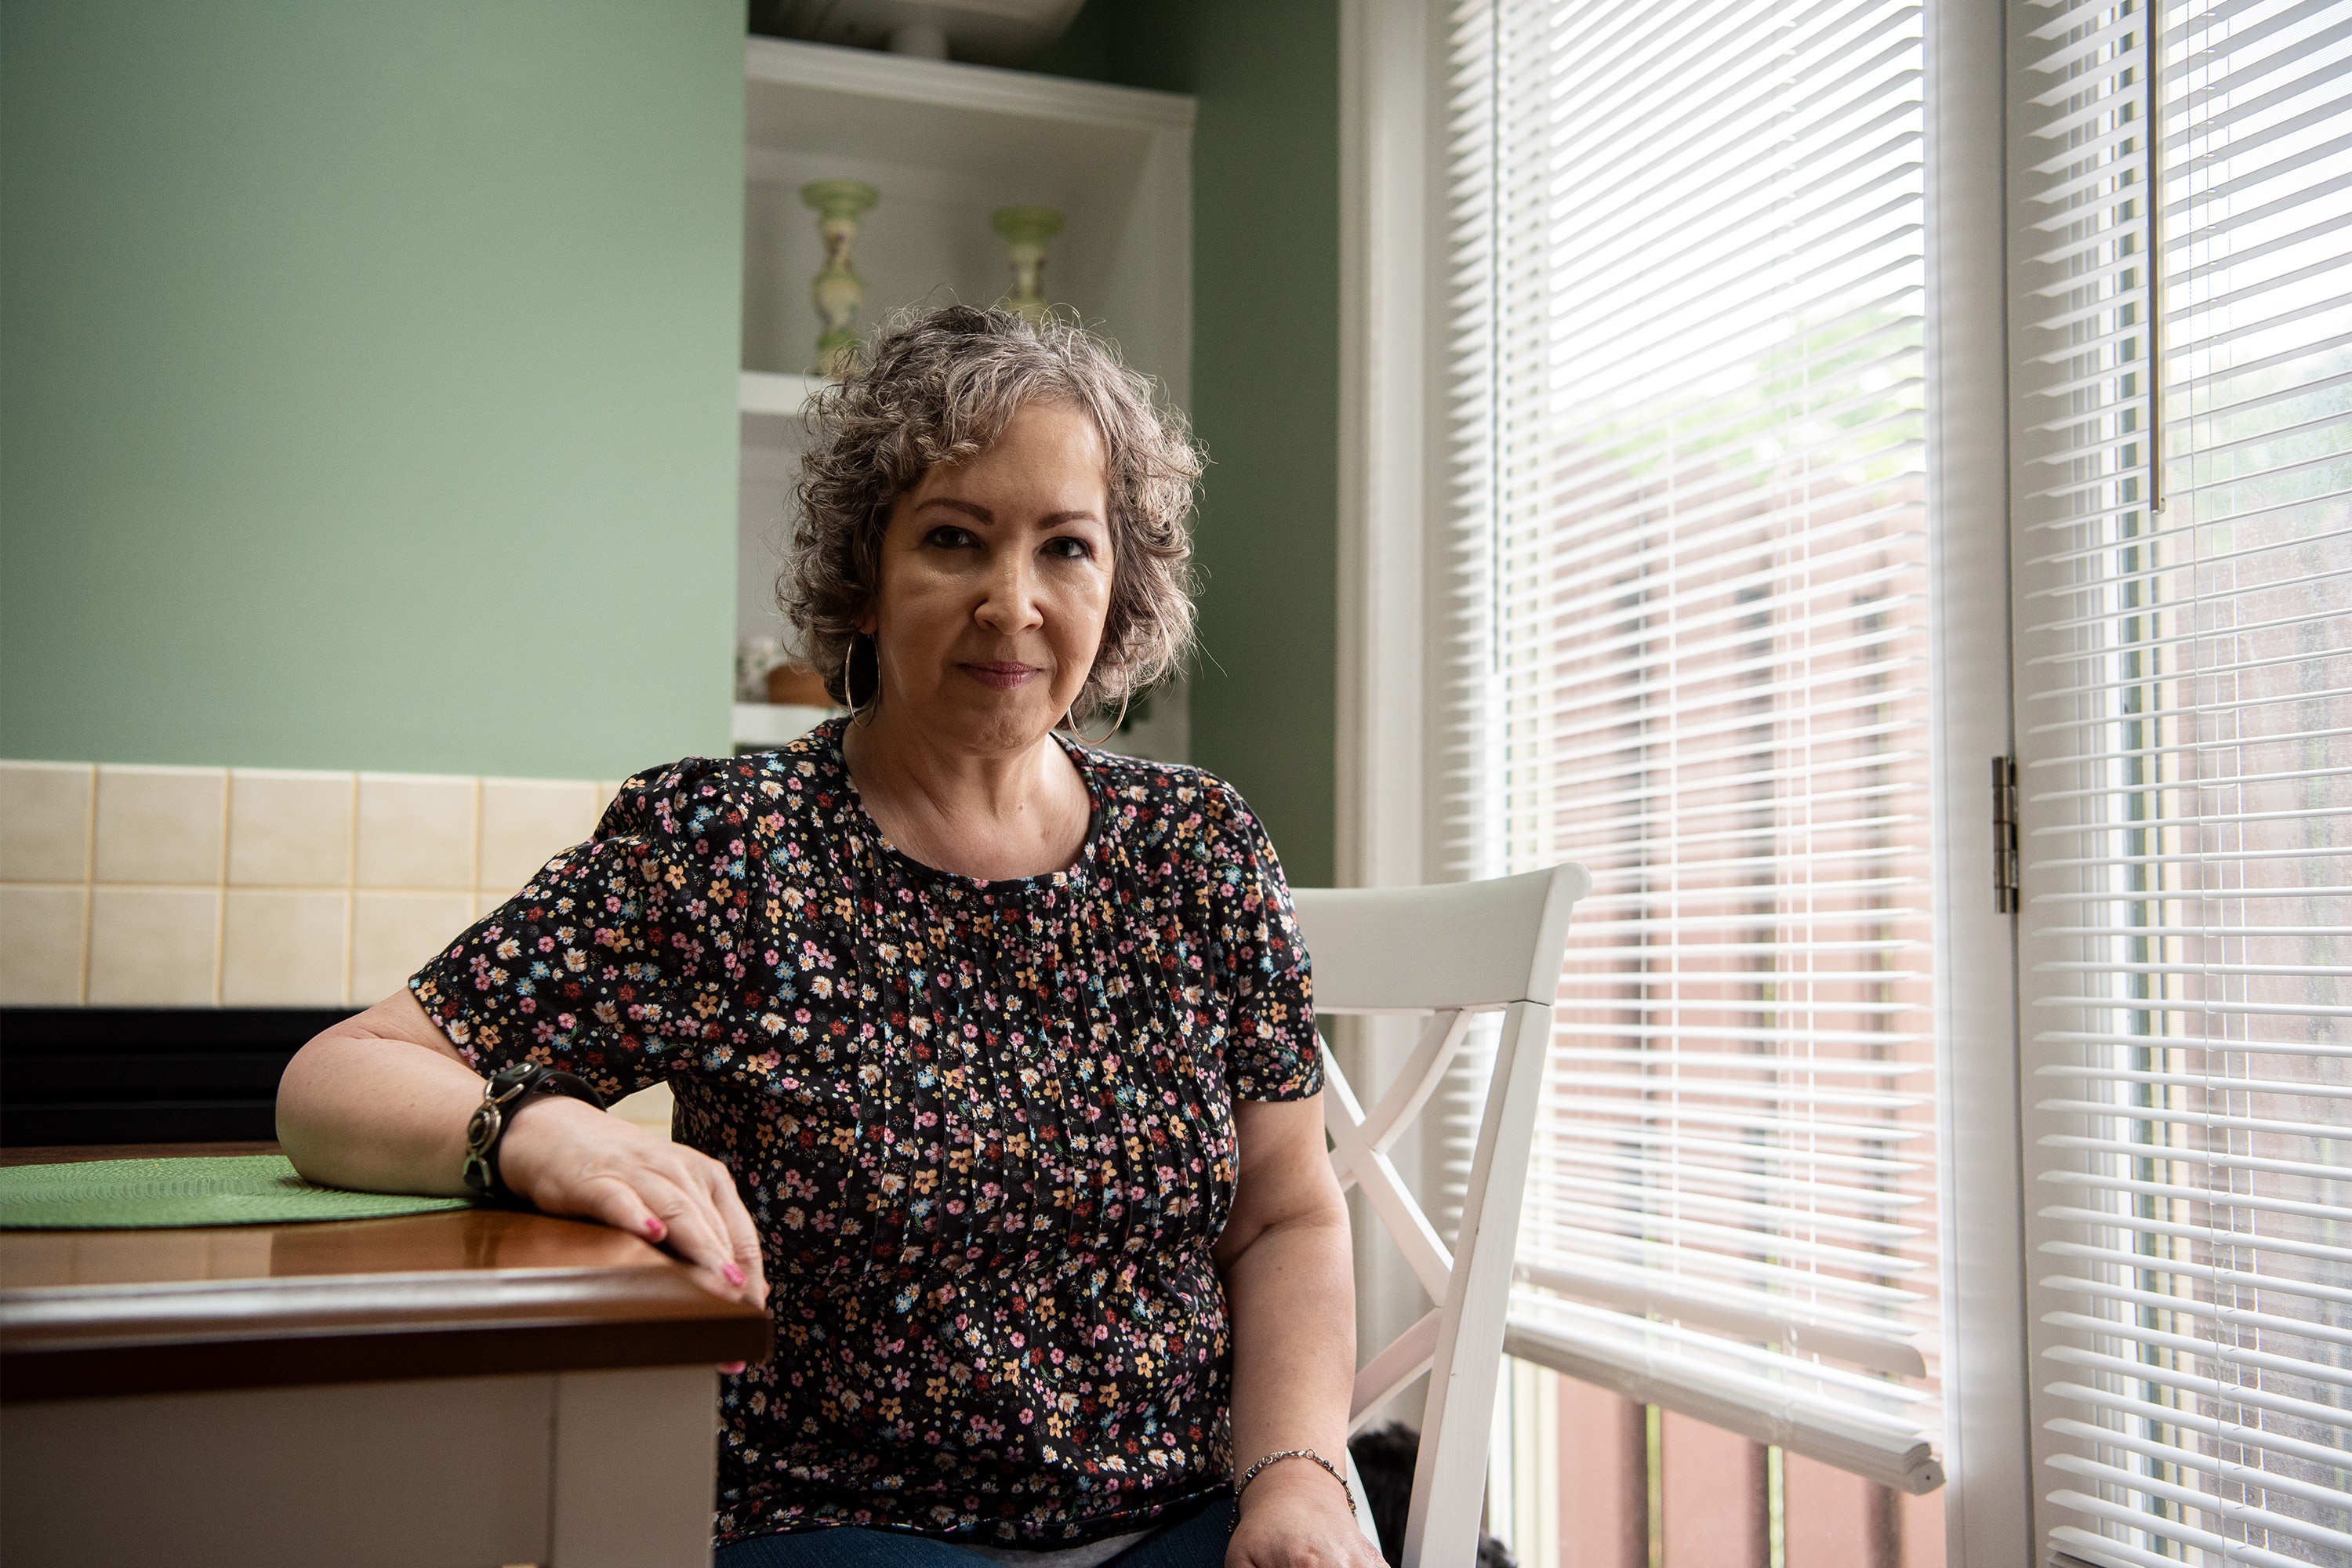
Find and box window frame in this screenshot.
[1334,2,2036,1560]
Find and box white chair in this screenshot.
[1294,865,1589,1568]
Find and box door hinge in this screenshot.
[1991,755,2020,916]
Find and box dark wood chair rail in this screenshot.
[1,1152,772,1403]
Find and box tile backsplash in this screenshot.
[0,760,622,1010]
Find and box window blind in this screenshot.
[2011,0,2352,1564]
[1439,0,1945,1491]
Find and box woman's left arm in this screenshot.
[1215,1094,1384,1567]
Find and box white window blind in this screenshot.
[1439,0,1945,1491]
[2012,0,2352,1563]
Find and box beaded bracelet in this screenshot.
[1232,1447,1356,1531]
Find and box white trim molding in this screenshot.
[1335,0,1446,1432]
[1336,0,1432,895]
[1929,1,2033,1560]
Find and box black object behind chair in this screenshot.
[1348,1422,1519,1568]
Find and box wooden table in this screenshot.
[0,1143,771,1568]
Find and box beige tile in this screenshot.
[471,888,525,920]
[227,770,354,887]
[609,1080,675,1140]
[593,781,622,826]
[93,765,227,886]
[350,891,475,1006]
[0,886,89,1004]
[356,775,476,889]
[477,779,599,899]
[86,887,220,1005]
[0,762,95,884]
[220,889,349,1007]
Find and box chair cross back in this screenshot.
[1291,863,1588,1568]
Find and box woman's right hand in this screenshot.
[278,989,771,1325]
[498,1095,770,1313]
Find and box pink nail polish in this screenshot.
[720,1361,747,1374]
[644,1217,666,1241]
[723,1263,746,1287]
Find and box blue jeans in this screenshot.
[714,1497,1234,1568]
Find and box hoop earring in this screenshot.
[1065,684,1131,746]
[840,633,871,724]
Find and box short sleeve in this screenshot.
[408,760,735,1105]
[1207,782,1321,1102]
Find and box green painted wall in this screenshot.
[2,1,743,782]
[1041,2,1341,889]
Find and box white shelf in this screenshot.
[740,370,823,416]
[732,703,833,747]
[746,36,1192,135]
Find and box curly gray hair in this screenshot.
[779,306,1203,720]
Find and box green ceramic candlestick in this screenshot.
[803,180,880,377]
[990,206,1065,325]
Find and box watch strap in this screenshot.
[461,1064,605,1203]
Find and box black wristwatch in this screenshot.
[462,1064,606,1203]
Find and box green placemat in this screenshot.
[0,1156,474,1230]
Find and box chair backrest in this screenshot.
[1293,863,1589,1568]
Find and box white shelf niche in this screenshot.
[739,370,823,417]
[741,38,1193,405]
[733,38,1195,769]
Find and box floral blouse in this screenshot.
[411,719,1319,1548]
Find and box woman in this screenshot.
[278,307,1379,1567]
